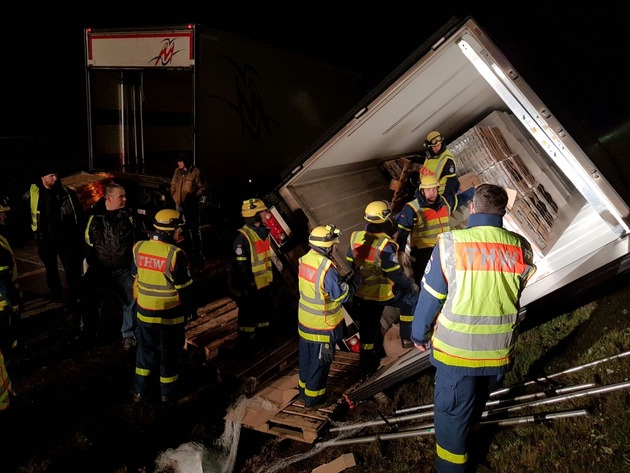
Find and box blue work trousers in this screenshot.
[298,324,343,407]
[133,317,185,399]
[433,370,504,473]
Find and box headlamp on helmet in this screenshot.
[309,224,341,248]
[153,209,183,232]
[241,198,268,218]
[364,200,392,224]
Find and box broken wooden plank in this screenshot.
[188,317,238,349]
[189,297,236,324]
[185,308,238,342]
[202,332,239,362]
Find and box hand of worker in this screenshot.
[414,342,428,352]
[319,342,335,362]
[349,273,363,291]
[410,283,420,294]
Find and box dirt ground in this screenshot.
[2,238,269,473]
[4,236,630,473]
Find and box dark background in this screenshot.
[3,1,629,197]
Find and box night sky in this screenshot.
[3,1,628,181]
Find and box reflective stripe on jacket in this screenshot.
[298,250,345,340]
[432,227,536,369]
[348,230,395,302]
[409,198,451,249]
[29,184,79,233]
[238,225,273,290]
[0,350,13,411]
[0,235,19,312]
[133,240,188,311]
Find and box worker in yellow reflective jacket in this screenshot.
[412,184,537,473]
[396,174,474,285]
[0,201,19,412]
[346,200,419,366]
[298,224,357,409]
[420,130,460,197]
[131,209,194,406]
[230,198,274,349]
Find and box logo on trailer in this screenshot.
[150,38,181,66]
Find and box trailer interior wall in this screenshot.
[278,18,629,306]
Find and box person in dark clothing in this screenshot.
[131,209,195,406]
[229,198,274,349]
[80,183,148,349]
[23,170,84,306]
[347,200,419,360]
[170,153,207,267]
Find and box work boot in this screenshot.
[160,394,177,408]
[360,351,381,374]
[304,394,337,411]
[401,338,414,349]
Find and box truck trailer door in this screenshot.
[85,27,195,178]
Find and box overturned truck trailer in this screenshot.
[264,16,630,396]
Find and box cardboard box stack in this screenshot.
[448,111,571,258]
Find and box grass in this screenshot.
[250,274,630,473]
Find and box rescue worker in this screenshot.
[0,349,15,413]
[170,153,207,267]
[230,198,274,349]
[298,224,356,408]
[411,183,537,473]
[23,168,83,305]
[396,174,475,286]
[421,130,460,197]
[346,200,419,363]
[0,201,20,412]
[131,209,194,406]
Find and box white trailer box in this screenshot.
[271,16,630,309]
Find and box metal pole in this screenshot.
[332,383,593,433]
[490,350,630,398]
[319,409,588,447]
[394,382,594,415]
[485,380,630,416]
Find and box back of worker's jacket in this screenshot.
[432,226,536,372]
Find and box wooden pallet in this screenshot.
[242,351,362,443]
[216,336,300,393]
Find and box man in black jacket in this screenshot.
[23,169,84,306]
[79,183,148,349]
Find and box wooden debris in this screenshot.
[184,296,239,362]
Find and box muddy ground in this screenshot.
[4,236,630,473]
[2,237,278,473]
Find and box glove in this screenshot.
[349,273,363,292]
[319,342,335,363]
